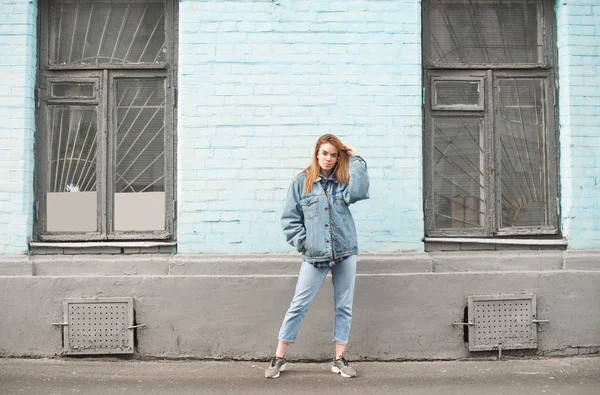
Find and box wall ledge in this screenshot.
[1,250,599,276]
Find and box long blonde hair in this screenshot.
[302,134,350,194]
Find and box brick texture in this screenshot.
[0,0,36,254]
[4,0,598,254]
[557,0,600,249]
[177,0,424,253]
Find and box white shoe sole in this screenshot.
[265,363,286,379]
[331,365,355,378]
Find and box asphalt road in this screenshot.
[1,356,599,395]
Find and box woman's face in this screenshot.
[317,142,339,173]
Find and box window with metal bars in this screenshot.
[422,0,559,237]
[34,0,177,241]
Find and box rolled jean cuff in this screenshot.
[278,338,295,344]
[332,338,348,345]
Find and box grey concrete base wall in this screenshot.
[0,252,599,360]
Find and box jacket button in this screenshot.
[325,224,329,227]
[325,207,328,210]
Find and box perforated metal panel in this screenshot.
[62,298,134,355]
[468,294,538,351]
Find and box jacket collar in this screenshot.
[315,172,338,184]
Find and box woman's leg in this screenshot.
[277,261,329,349]
[335,343,347,359]
[274,341,288,358]
[330,255,357,353]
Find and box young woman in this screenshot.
[265,134,370,379]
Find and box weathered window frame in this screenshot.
[422,0,559,238]
[431,75,485,111]
[34,0,178,242]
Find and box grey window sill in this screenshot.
[29,241,177,255]
[424,237,568,252]
[424,237,568,246]
[30,241,177,248]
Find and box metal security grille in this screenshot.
[429,0,544,65]
[423,1,559,239]
[50,0,166,66]
[48,106,98,193]
[35,0,176,241]
[115,78,166,194]
[468,294,538,351]
[62,298,134,355]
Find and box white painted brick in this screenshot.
[558,0,600,249]
[8,0,597,254]
[0,0,36,254]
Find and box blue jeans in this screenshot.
[278,255,357,345]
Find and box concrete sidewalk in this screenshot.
[0,356,598,395]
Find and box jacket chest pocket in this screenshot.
[333,195,350,213]
[301,196,319,220]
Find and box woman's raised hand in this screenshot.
[344,145,358,157]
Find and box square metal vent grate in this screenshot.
[61,297,135,355]
[468,294,539,351]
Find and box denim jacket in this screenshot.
[281,156,370,263]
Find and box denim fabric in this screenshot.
[278,255,357,345]
[281,156,369,264]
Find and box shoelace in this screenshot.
[336,355,349,366]
[270,356,284,367]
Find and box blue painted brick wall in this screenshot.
[0,0,36,254]
[557,0,600,249]
[4,0,597,254]
[177,0,424,253]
